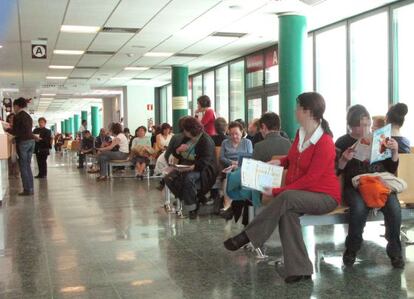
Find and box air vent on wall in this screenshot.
[101,27,141,34]
[211,32,247,38]
[85,50,116,55]
[75,66,100,70]
[174,53,202,58]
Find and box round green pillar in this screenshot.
[68,117,74,136]
[74,114,80,133]
[64,119,70,134]
[171,65,189,133]
[61,121,65,134]
[278,14,307,139]
[81,111,88,128]
[91,106,99,137]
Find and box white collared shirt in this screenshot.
[298,124,324,152]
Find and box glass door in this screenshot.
[247,96,262,123]
[266,93,279,114]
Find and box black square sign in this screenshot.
[32,44,47,59]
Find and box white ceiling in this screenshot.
[0,0,398,119]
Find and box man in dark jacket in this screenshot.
[33,117,52,178]
[7,97,35,195]
[78,130,95,169]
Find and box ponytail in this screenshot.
[321,118,333,137]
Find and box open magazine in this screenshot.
[241,158,283,192]
[353,124,392,164]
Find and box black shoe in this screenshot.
[156,184,164,191]
[77,166,84,169]
[189,210,198,219]
[219,206,234,221]
[223,231,249,251]
[343,249,356,266]
[284,275,312,284]
[34,175,45,179]
[391,256,405,269]
[18,191,34,196]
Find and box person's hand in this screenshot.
[262,187,273,197]
[177,165,194,172]
[267,159,280,166]
[176,144,189,153]
[386,138,399,152]
[341,147,355,161]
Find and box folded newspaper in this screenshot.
[241,158,283,192]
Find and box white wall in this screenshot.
[123,86,155,131]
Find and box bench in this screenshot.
[108,159,163,179]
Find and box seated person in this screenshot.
[371,115,385,132]
[154,123,173,153]
[211,117,228,147]
[224,92,340,284]
[219,121,253,219]
[95,123,129,181]
[336,104,404,269]
[164,117,218,219]
[130,126,153,179]
[54,133,64,152]
[246,118,264,146]
[95,128,111,149]
[386,103,410,153]
[78,130,94,169]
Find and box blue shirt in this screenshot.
[220,138,253,167]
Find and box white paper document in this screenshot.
[241,158,284,192]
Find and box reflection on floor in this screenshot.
[0,154,413,299]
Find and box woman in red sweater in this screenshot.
[195,95,216,136]
[224,92,340,284]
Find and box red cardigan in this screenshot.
[201,108,216,136]
[273,132,341,204]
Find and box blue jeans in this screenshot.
[181,171,201,211]
[17,140,35,193]
[344,187,402,258]
[97,151,129,176]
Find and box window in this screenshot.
[229,60,245,121]
[350,12,388,117]
[215,65,229,120]
[267,94,279,114]
[246,53,263,88]
[393,3,414,143]
[160,86,167,123]
[203,71,215,110]
[306,35,314,91]
[192,75,202,114]
[265,48,278,84]
[167,85,172,125]
[315,25,347,138]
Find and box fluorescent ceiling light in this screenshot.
[143,52,173,57]
[49,65,74,69]
[54,50,84,55]
[46,76,67,80]
[124,67,149,71]
[0,45,3,48]
[40,93,56,96]
[61,25,100,33]
[111,77,131,80]
[2,88,19,92]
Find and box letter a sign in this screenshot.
[32,41,47,59]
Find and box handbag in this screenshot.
[357,176,390,208]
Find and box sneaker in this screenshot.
[343,249,356,266]
[390,256,405,269]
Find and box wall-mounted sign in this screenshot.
[31,40,47,59]
[147,104,153,111]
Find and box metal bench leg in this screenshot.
[176,198,185,218]
[164,187,172,212]
[401,229,414,245]
[254,247,268,259]
[108,164,112,178]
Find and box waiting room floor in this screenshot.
[0,154,414,299]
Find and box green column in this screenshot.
[74,114,80,134]
[91,106,99,137]
[81,110,88,128]
[279,14,307,139]
[64,119,70,134]
[171,65,189,133]
[68,117,74,136]
[61,121,65,134]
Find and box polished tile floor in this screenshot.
[0,154,413,299]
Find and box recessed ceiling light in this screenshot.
[54,50,84,55]
[111,77,131,80]
[46,76,67,80]
[40,93,56,96]
[124,67,149,71]
[126,53,135,57]
[144,52,173,57]
[61,25,100,33]
[2,88,19,92]
[0,45,3,48]
[49,65,75,69]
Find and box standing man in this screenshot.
[7,98,35,196]
[79,119,87,137]
[33,117,52,178]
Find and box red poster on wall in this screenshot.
[246,53,264,73]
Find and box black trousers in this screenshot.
[36,152,49,177]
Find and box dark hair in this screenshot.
[83,130,91,135]
[123,127,130,134]
[111,123,123,135]
[214,117,228,135]
[197,95,211,108]
[178,116,190,132]
[82,119,87,125]
[6,113,15,123]
[347,104,370,127]
[228,121,244,132]
[13,97,28,108]
[386,103,408,127]
[161,123,172,133]
[234,118,246,130]
[182,117,203,137]
[259,112,281,131]
[38,117,47,123]
[136,126,147,134]
[297,92,332,137]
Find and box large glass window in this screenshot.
[167,85,172,125]
[203,71,215,110]
[393,3,414,143]
[160,86,167,124]
[247,96,262,123]
[246,53,263,88]
[215,65,229,120]
[265,48,278,84]
[306,35,314,91]
[350,12,388,117]
[316,25,347,138]
[267,94,279,114]
[192,75,202,114]
[229,60,245,121]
